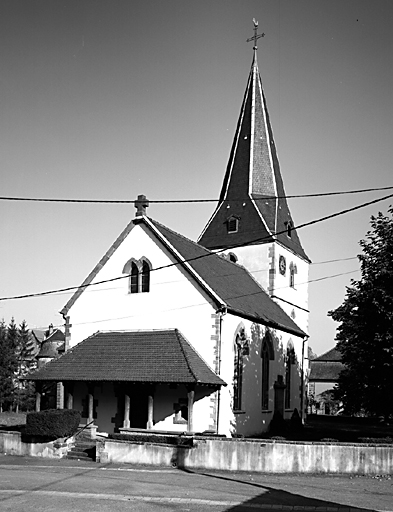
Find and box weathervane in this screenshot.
[247,18,265,50]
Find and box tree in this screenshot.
[0,319,18,411]
[329,207,393,419]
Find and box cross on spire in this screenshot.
[246,18,265,50]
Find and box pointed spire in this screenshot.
[198,24,309,261]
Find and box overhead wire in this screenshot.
[0,185,392,204]
[1,190,390,303]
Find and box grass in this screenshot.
[258,414,393,443]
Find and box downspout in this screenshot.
[300,335,309,423]
[216,306,227,434]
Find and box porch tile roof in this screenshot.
[28,329,225,387]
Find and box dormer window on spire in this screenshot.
[285,221,293,238]
[227,215,240,234]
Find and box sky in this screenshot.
[1,0,392,356]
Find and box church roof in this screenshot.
[61,214,305,338]
[28,329,225,387]
[198,51,309,262]
[147,217,305,338]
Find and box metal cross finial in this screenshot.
[246,18,265,50]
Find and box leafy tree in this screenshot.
[329,207,393,419]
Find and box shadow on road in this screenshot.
[179,469,375,512]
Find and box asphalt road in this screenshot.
[0,455,392,512]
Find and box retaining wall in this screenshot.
[0,430,73,458]
[97,437,393,475]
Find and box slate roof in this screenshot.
[309,347,344,382]
[148,218,305,338]
[28,329,225,387]
[198,51,309,262]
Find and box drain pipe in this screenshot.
[216,306,227,434]
[300,335,309,423]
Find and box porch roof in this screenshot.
[27,329,226,387]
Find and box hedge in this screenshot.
[25,409,81,438]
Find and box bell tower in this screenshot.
[198,21,310,333]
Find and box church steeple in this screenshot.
[198,24,309,263]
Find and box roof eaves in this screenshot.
[226,306,306,339]
[145,218,225,311]
[60,220,136,316]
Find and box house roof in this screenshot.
[148,217,306,338]
[28,329,226,387]
[309,361,344,382]
[198,51,309,262]
[309,346,344,382]
[313,347,342,362]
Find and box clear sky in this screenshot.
[1,0,392,356]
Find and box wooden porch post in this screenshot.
[187,386,195,432]
[146,387,154,429]
[66,391,73,409]
[35,390,41,412]
[57,382,64,409]
[123,393,130,428]
[87,386,94,424]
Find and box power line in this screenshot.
[311,256,358,265]
[0,185,392,204]
[49,269,360,330]
[0,190,392,303]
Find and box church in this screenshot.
[30,26,310,438]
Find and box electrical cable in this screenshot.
[0,190,391,302]
[0,185,392,204]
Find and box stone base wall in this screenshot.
[0,431,73,458]
[97,437,393,475]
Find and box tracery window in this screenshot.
[285,342,296,409]
[123,257,152,294]
[233,327,249,411]
[233,337,243,411]
[261,331,274,411]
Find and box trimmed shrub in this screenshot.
[25,409,81,439]
[109,433,193,447]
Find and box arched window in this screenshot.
[233,327,249,411]
[130,262,139,294]
[227,215,239,234]
[289,262,297,288]
[141,260,150,292]
[261,331,274,411]
[123,257,152,294]
[285,342,296,409]
[233,336,243,411]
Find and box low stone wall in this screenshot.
[0,430,73,458]
[97,437,393,475]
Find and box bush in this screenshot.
[25,409,81,439]
[109,433,193,447]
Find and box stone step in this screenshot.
[67,445,96,461]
